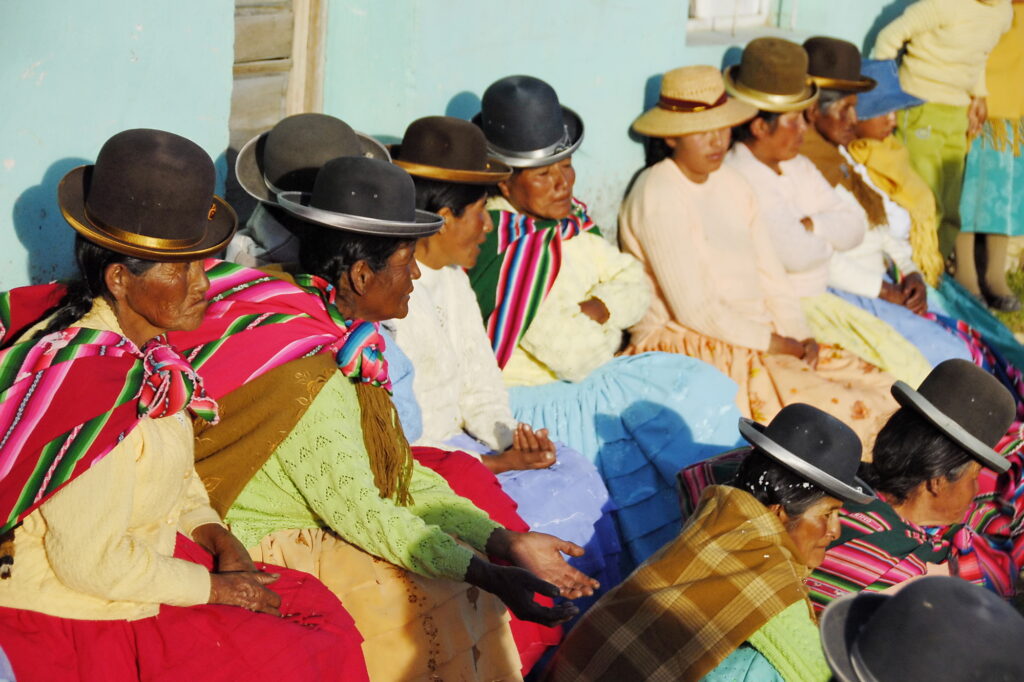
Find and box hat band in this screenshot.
[77,206,205,249]
[276,192,444,235]
[487,124,572,162]
[730,75,817,108]
[810,75,877,92]
[658,91,728,113]
[850,640,883,682]
[392,158,511,184]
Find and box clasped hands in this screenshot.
[483,423,557,474]
[466,528,600,627]
[879,272,927,315]
[194,523,283,617]
[769,332,820,368]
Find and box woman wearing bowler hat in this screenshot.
[185,155,599,680]
[545,404,874,681]
[621,64,898,446]
[725,40,934,388]
[387,117,626,623]
[0,129,368,681]
[468,75,749,570]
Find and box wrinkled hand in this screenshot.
[209,571,282,616]
[879,280,905,306]
[967,97,987,138]
[800,338,820,369]
[487,529,599,599]
[578,297,611,324]
[464,556,578,627]
[899,273,928,315]
[484,424,557,474]
[768,332,805,358]
[192,523,257,573]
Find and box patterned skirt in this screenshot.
[960,119,1024,237]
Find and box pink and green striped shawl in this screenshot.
[0,260,390,535]
[467,198,598,368]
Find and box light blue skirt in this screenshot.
[960,119,1024,236]
[930,274,1024,370]
[509,352,743,569]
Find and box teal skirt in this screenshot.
[961,119,1024,236]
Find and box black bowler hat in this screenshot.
[58,128,237,261]
[803,37,876,93]
[390,116,511,184]
[472,75,584,169]
[235,113,390,204]
[820,576,1024,682]
[277,157,443,238]
[891,359,1015,473]
[739,403,873,504]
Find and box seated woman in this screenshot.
[680,359,1020,605]
[175,157,598,680]
[724,38,933,387]
[544,404,874,681]
[0,130,366,681]
[621,65,898,445]
[388,115,623,597]
[848,58,1024,373]
[468,75,747,567]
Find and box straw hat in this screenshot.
[724,37,819,113]
[59,129,237,261]
[632,65,757,138]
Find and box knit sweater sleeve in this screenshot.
[747,601,832,682]
[39,430,211,608]
[274,374,499,581]
[872,0,947,59]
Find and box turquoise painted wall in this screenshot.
[1,1,234,290]
[323,0,897,233]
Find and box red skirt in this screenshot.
[412,446,562,674]
[0,536,368,682]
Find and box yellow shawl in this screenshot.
[983,3,1024,154]
[847,136,945,286]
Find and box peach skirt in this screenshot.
[250,528,523,682]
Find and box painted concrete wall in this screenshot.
[323,0,897,235]
[1,1,234,290]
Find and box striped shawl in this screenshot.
[544,485,811,682]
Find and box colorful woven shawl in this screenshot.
[467,198,599,368]
[0,260,391,535]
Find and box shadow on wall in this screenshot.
[12,157,89,285]
[862,0,915,54]
[445,91,482,121]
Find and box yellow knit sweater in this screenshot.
[873,0,1013,106]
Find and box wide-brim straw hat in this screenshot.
[723,37,820,113]
[59,128,237,261]
[739,403,874,505]
[277,156,443,238]
[890,359,1016,473]
[632,65,757,138]
[390,116,511,184]
[804,37,876,94]
[235,113,390,204]
[472,75,584,169]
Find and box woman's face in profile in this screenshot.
[354,243,421,321]
[115,259,211,339]
[780,495,843,569]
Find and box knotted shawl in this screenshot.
[547,485,811,681]
[800,127,889,229]
[467,197,599,368]
[0,260,404,536]
[847,135,945,286]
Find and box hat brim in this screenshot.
[276,191,443,238]
[632,96,758,138]
[234,129,391,204]
[819,590,889,682]
[389,146,512,184]
[472,106,584,169]
[739,418,875,504]
[810,75,878,94]
[58,165,237,261]
[891,381,1010,473]
[723,66,821,113]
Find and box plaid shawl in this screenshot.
[0,260,390,535]
[545,485,810,682]
[467,198,599,369]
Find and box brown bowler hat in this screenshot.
[390,116,511,184]
[632,65,757,138]
[803,37,876,93]
[723,37,820,113]
[58,129,237,261]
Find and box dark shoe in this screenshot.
[988,294,1022,312]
